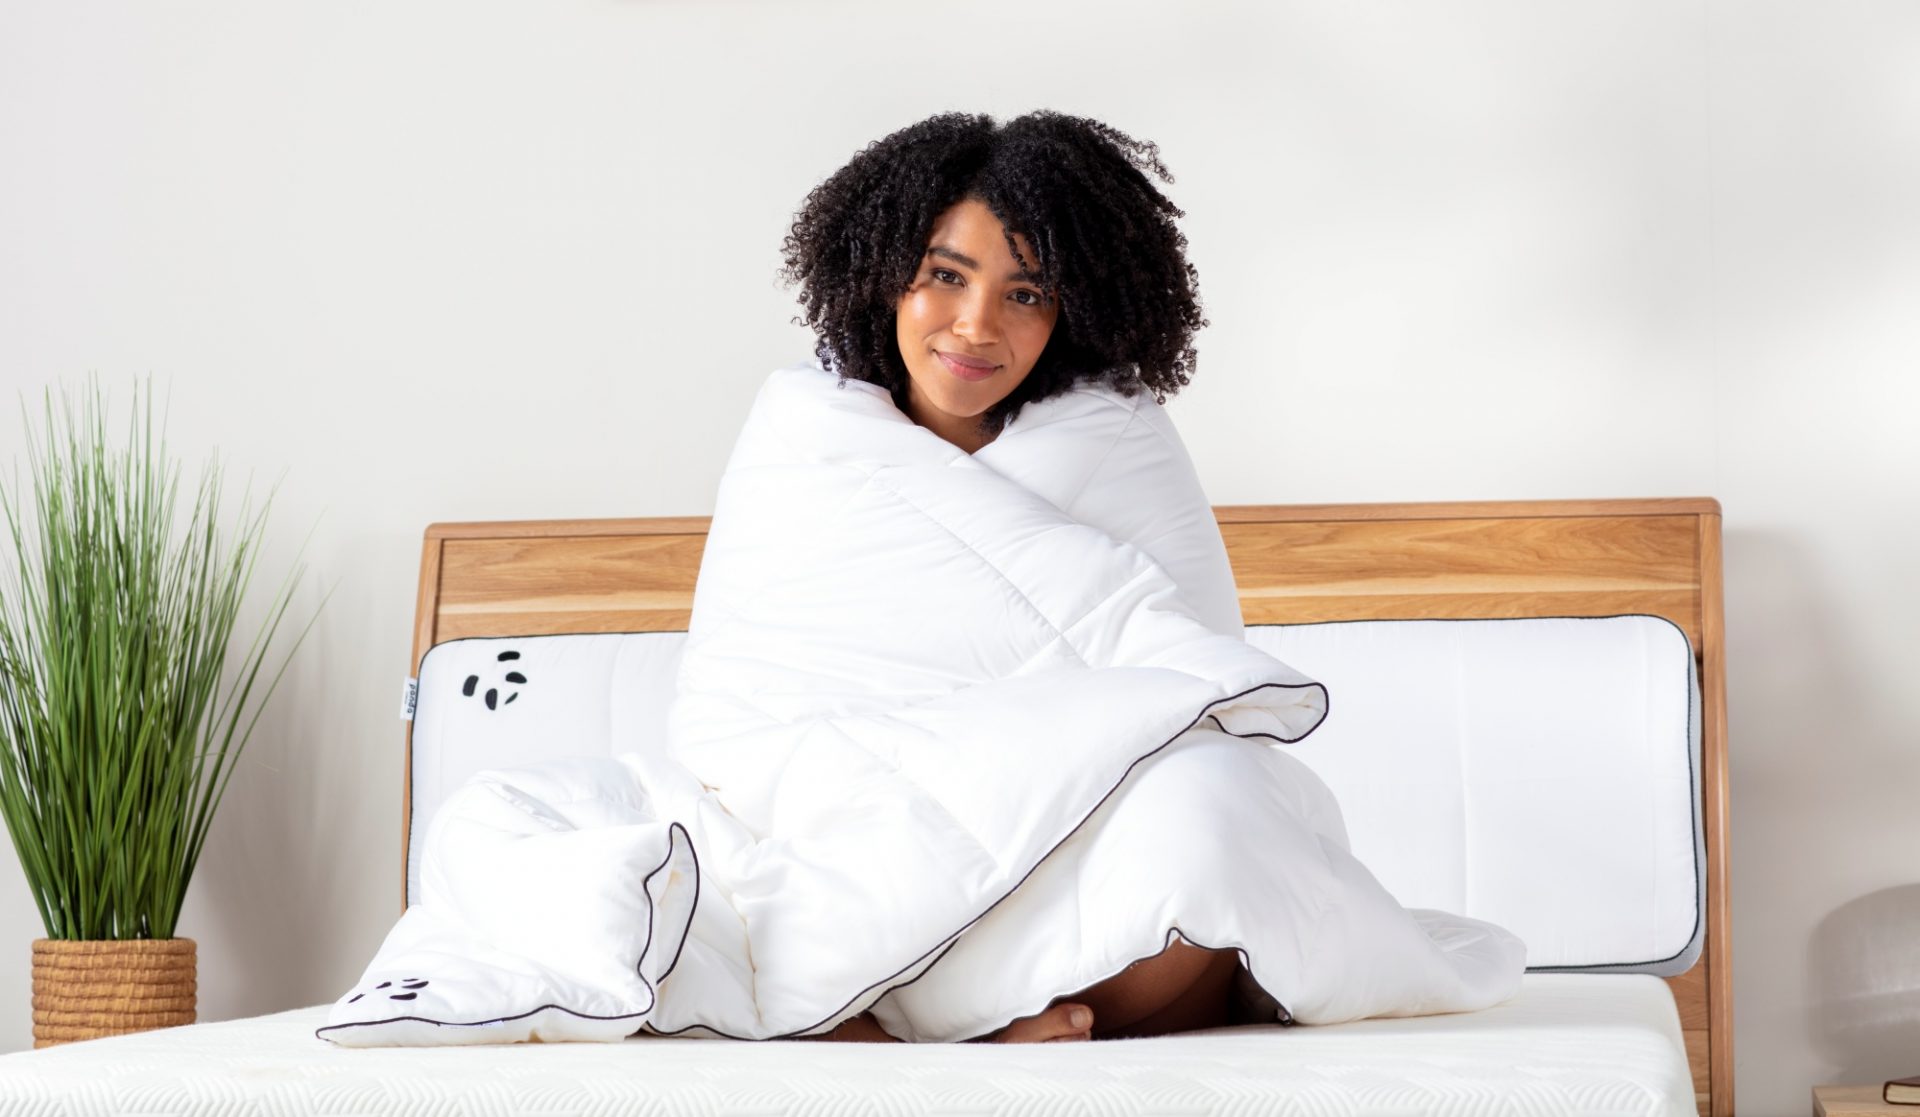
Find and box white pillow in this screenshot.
[1248,615,1703,975]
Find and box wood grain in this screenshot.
[1220,514,1701,642]
[1700,512,1734,1117]
[1668,963,1708,1031]
[1214,496,1720,523]
[1686,1026,1712,1113]
[1815,1084,1911,1115]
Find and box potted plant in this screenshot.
[0,378,324,1047]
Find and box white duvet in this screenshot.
[321,359,1526,1046]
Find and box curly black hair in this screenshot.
[778,110,1208,437]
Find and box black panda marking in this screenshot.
[462,649,528,712]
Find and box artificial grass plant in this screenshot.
[0,378,324,940]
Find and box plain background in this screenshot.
[1,1,1916,1112]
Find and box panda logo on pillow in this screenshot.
[462,649,529,711]
[345,977,430,1005]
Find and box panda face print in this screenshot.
[462,649,529,711]
[346,977,431,1004]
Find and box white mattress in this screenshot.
[0,974,1695,1116]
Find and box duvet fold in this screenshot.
[320,358,1525,1046]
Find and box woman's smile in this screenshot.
[936,351,999,381]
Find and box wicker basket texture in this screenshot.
[30,937,197,1048]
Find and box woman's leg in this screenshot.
[1092,945,1242,1039]
[980,938,1239,1041]
[1066,938,1239,1039]
[807,940,1238,1043]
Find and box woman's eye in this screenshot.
[925,268,1044,307]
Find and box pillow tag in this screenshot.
[400,677,418,722]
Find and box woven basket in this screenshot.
[30,938,197,1048]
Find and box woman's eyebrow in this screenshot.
[927,245,1041,284]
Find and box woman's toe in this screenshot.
[993,1002,1093,1043]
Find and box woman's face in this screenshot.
[895,197,1060,453]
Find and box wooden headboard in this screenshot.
[403,496,1731,1117]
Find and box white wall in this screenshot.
[1,1,1915,1111]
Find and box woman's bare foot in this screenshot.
[975,1001,1094,1043]
[807,1002,1094,1043]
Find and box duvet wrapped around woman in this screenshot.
[321,110,1525,1048]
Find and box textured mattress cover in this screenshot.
[0,974,1694,1116]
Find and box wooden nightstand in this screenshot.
[1816,1084,1915,1115]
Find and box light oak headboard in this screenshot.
[403,496,1731,1117]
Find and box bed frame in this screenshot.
[401,496,1732,1117]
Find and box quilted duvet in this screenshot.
[320,358,1526,1045]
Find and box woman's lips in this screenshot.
[937,352,998,381]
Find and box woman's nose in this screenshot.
[952,290,1000,344]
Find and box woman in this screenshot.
[323,113,1518,1053]
[777,110,1245,1044]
